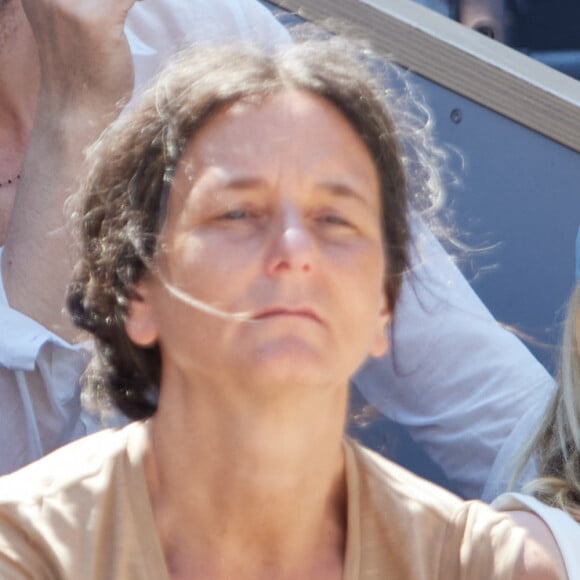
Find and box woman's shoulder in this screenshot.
[346,440,537,578]
[0,421,145,505]
[0,421,160,577]
[347,439,525,536]
[347,438,465,513]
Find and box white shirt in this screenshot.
[0,247,90,468]
[126,0,290,94]
[493,492,580,578]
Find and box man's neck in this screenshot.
[0,2,39,164]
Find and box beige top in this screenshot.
[0,421,525,579]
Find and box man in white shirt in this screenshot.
[0,0,554,499]
[0,0,290,470]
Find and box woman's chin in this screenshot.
[238,339,348,390]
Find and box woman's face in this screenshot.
[127,90,390,393]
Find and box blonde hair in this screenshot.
[515,284,580,522]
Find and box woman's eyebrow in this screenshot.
[200,175,376,209]
[190,173,268,198]
[219,176,269,191]
[317,181,375,209]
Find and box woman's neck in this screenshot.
[145,375,350,580]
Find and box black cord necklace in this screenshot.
[0,174,20,188]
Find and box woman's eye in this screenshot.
[320,214,350,227]
[221,208,250,220]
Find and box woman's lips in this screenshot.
[253,307,324,324]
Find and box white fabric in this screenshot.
[0,249,91,470]
[353,216,554,499]
[493,492,580,577]
[0,1,554,494]
[126,0,290,94]
[0,0,289,475]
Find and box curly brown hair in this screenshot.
[68,39,420,420]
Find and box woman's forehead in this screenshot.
[173,90,380,193]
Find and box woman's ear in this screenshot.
[370,302,391,358]
[125,281,159,347]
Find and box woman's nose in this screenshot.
[266,209,314,276]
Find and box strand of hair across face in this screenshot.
[156,270,255,323]
[130,228,256,324]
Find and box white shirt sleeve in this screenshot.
[493,492,580,577]
[0,248,94,474]
[353,215,555,499]
[126,0,291,93]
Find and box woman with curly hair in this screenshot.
[0,40,557,578]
